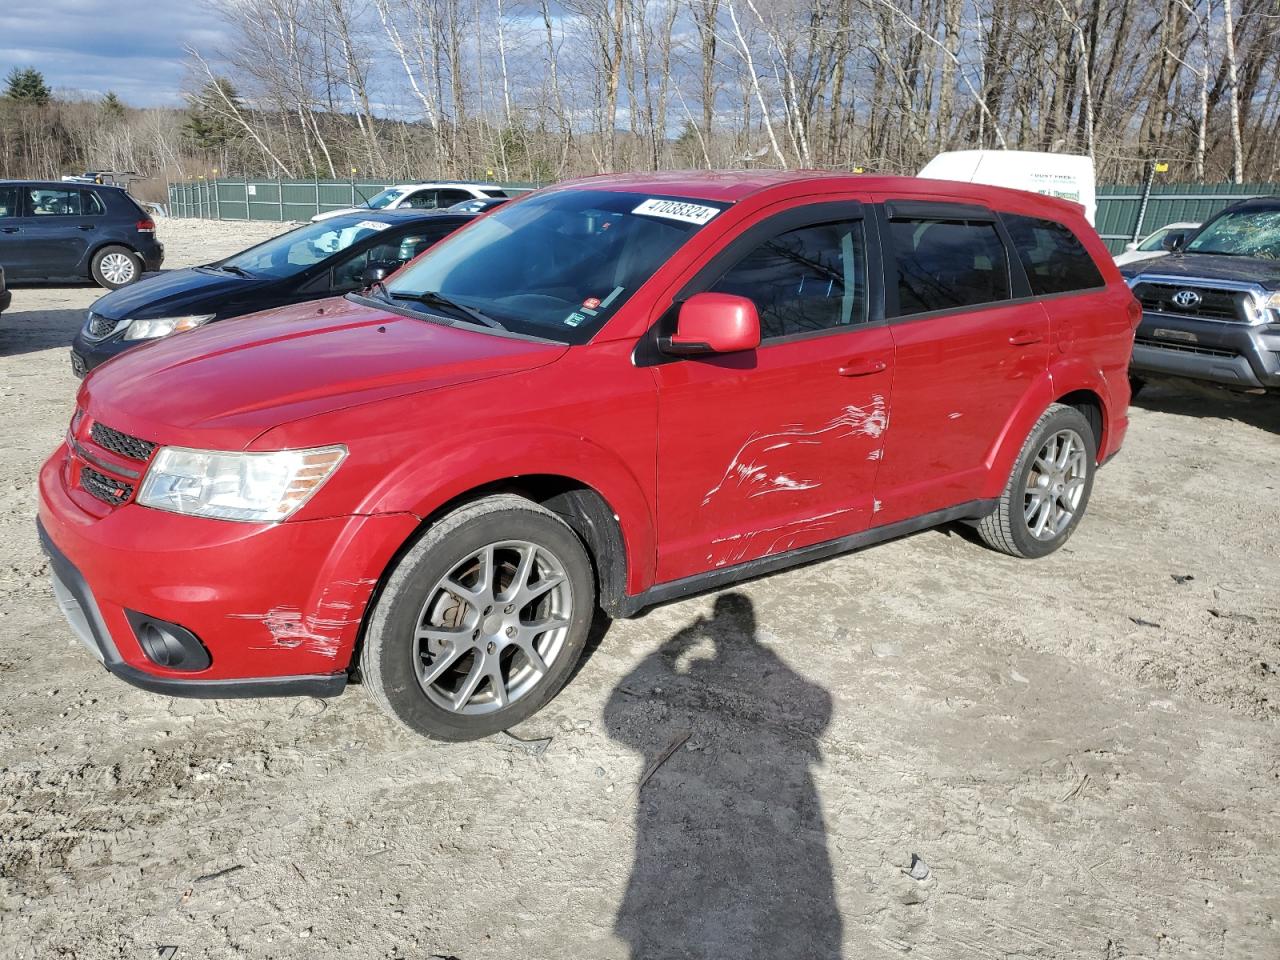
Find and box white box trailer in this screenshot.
[918,150,1097,226]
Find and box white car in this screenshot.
[1113,221,1200,266]
[312,182,509,222]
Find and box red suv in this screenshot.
[38,173,1139,740]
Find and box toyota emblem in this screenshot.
[1171,289,1202,309]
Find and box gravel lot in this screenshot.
[1,218,1277,959]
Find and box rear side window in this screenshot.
[82,191,106,216]
[709,220,868,339]
[28,187,89,216]
[0,185,17,218]
[888,217,1010,316]
[1003,214,1104,295]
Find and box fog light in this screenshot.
[125,612,211,671]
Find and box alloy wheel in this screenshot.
[1023,428,1088,541]
[413,540,572,715]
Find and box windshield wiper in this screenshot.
[217,263,256,278]
[390,290,506,330]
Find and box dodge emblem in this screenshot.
[1171,289,1202,309]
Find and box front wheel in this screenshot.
[360,495,596,741]
[975,403,1097,559]
[91,245,142,289]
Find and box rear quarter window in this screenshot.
[1002,214,1104,296]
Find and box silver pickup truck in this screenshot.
[1120,197,1280,395]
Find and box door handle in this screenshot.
[78,224,95,231]
[1008,331,1043,346]
[838,358,888,377]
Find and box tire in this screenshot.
[975,403,1097,559]
[360,494,596,741]
[90,245,142,289]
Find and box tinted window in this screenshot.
[28,187,86,216]
[402,190,439,210]
[0,186,16,218]
[710,221,867,339]
[889,216,1010,315]
[436,189,473,206]
[1003,214,1104,295]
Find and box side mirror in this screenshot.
[361,260,401,285]
[660,292,761,356]
[1161,231,1187,253]
[1123,241,1139,252]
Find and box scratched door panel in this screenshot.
[653,324,894,583]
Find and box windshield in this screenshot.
[219,217,392,279]
[1185,209,1280,260]
[381,189,726,342]
[365,188,406,209]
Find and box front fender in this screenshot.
[363,426,658,595]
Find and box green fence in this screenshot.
[169,177,1280,253]
[167,178,542,221]
[1096,182,1280,253]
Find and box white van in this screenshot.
[918,151,1097,225]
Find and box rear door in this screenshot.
[872,199,1049,524]
[0,184,27,277]
[651,200,894,582]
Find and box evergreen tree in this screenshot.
[101,91,126,120]
[182,79,240,150]
[4,67,51,104]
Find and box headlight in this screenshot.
[137,445,347,522]
[123,315,214,340]
[1245,290,1280,324]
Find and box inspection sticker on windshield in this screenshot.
[356,220,390,232]
[632,198,720,225]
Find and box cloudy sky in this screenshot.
[0,0,228,107]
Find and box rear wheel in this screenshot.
[91,245,142,289]
[976,403,1096,558]
[360,495,595,741]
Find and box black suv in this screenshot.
[0,180,164,289]
[71,208,475,376]
[1121,197,1280,394]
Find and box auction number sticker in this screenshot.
[632,198,720,225]
[356,220,391,232]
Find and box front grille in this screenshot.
[85,312,123,340]
[1132,282,1248,322]
[90,422,156,461]
[81,466,134,506]
[1134,336,1237,359]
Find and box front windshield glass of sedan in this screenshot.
[1185,209,1280,260]
[381,189,727,342]
[218,218,390,278]
[364,188,406,209]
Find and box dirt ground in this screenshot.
[0,218,1277,960]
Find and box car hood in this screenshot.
[91,266,265,319]
[80,295,568,449]
[1121,252,1280,289]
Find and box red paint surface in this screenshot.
[38,173,1137,685]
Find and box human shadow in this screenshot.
[604,593,841,960]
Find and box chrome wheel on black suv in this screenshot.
[976,403,1097,558]
[360,495,595,740]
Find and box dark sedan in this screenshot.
[0,179,164,288]
[71,208,475,376]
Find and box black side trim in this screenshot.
[614,499,997,618]
[38,520,347,700]
[106,663,347,699]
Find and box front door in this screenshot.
[872,199,1050,524]
[0,184,25,277]
[652,202,894,583]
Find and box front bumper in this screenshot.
[37,443,420,698]
[1131,311,1280,389]
[70,325,132,377]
